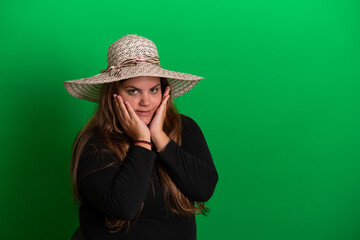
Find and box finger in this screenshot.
[116,95,130,119]
[159,94,170,110]
[163,86,171,98]
[113,95,124,120]
[124,101,141,121]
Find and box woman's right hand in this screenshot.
[113,94,151,142]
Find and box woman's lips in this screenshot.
[136,110,152,117]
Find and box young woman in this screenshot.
[64,34,218,240]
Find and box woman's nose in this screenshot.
[139,93,150,106]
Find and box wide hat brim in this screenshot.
[64,63,203,103]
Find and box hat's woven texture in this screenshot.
[64,34,203,103]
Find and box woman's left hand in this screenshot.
[149,86,171,146]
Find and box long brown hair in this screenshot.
[70,77,208,233]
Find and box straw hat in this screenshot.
[64,34,204,103]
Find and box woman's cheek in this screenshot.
[156,96,162,108]
[123,98,136,109]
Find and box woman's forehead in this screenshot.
[117,76,161,88]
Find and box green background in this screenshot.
[1,0,359,239]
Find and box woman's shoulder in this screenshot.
[179,114,202,132]
[79,129,120,168]
[180,114,196,124]
[81,129,110,156]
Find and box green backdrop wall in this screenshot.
[1,0,359,239]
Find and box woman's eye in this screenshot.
[150,88,159,94]
[128,89,138,95]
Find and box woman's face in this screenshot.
[116,76,162,125]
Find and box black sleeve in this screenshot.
[77,134,157,220]
[158,115,218,202]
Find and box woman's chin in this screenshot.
[140,117,151,126]
[138,113,155,126]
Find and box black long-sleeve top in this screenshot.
[77,114,218,240]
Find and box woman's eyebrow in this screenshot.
[150,84,161,89]
[123,86,140,90]
[123,84,161,89]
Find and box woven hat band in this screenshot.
[99,56,160,77]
